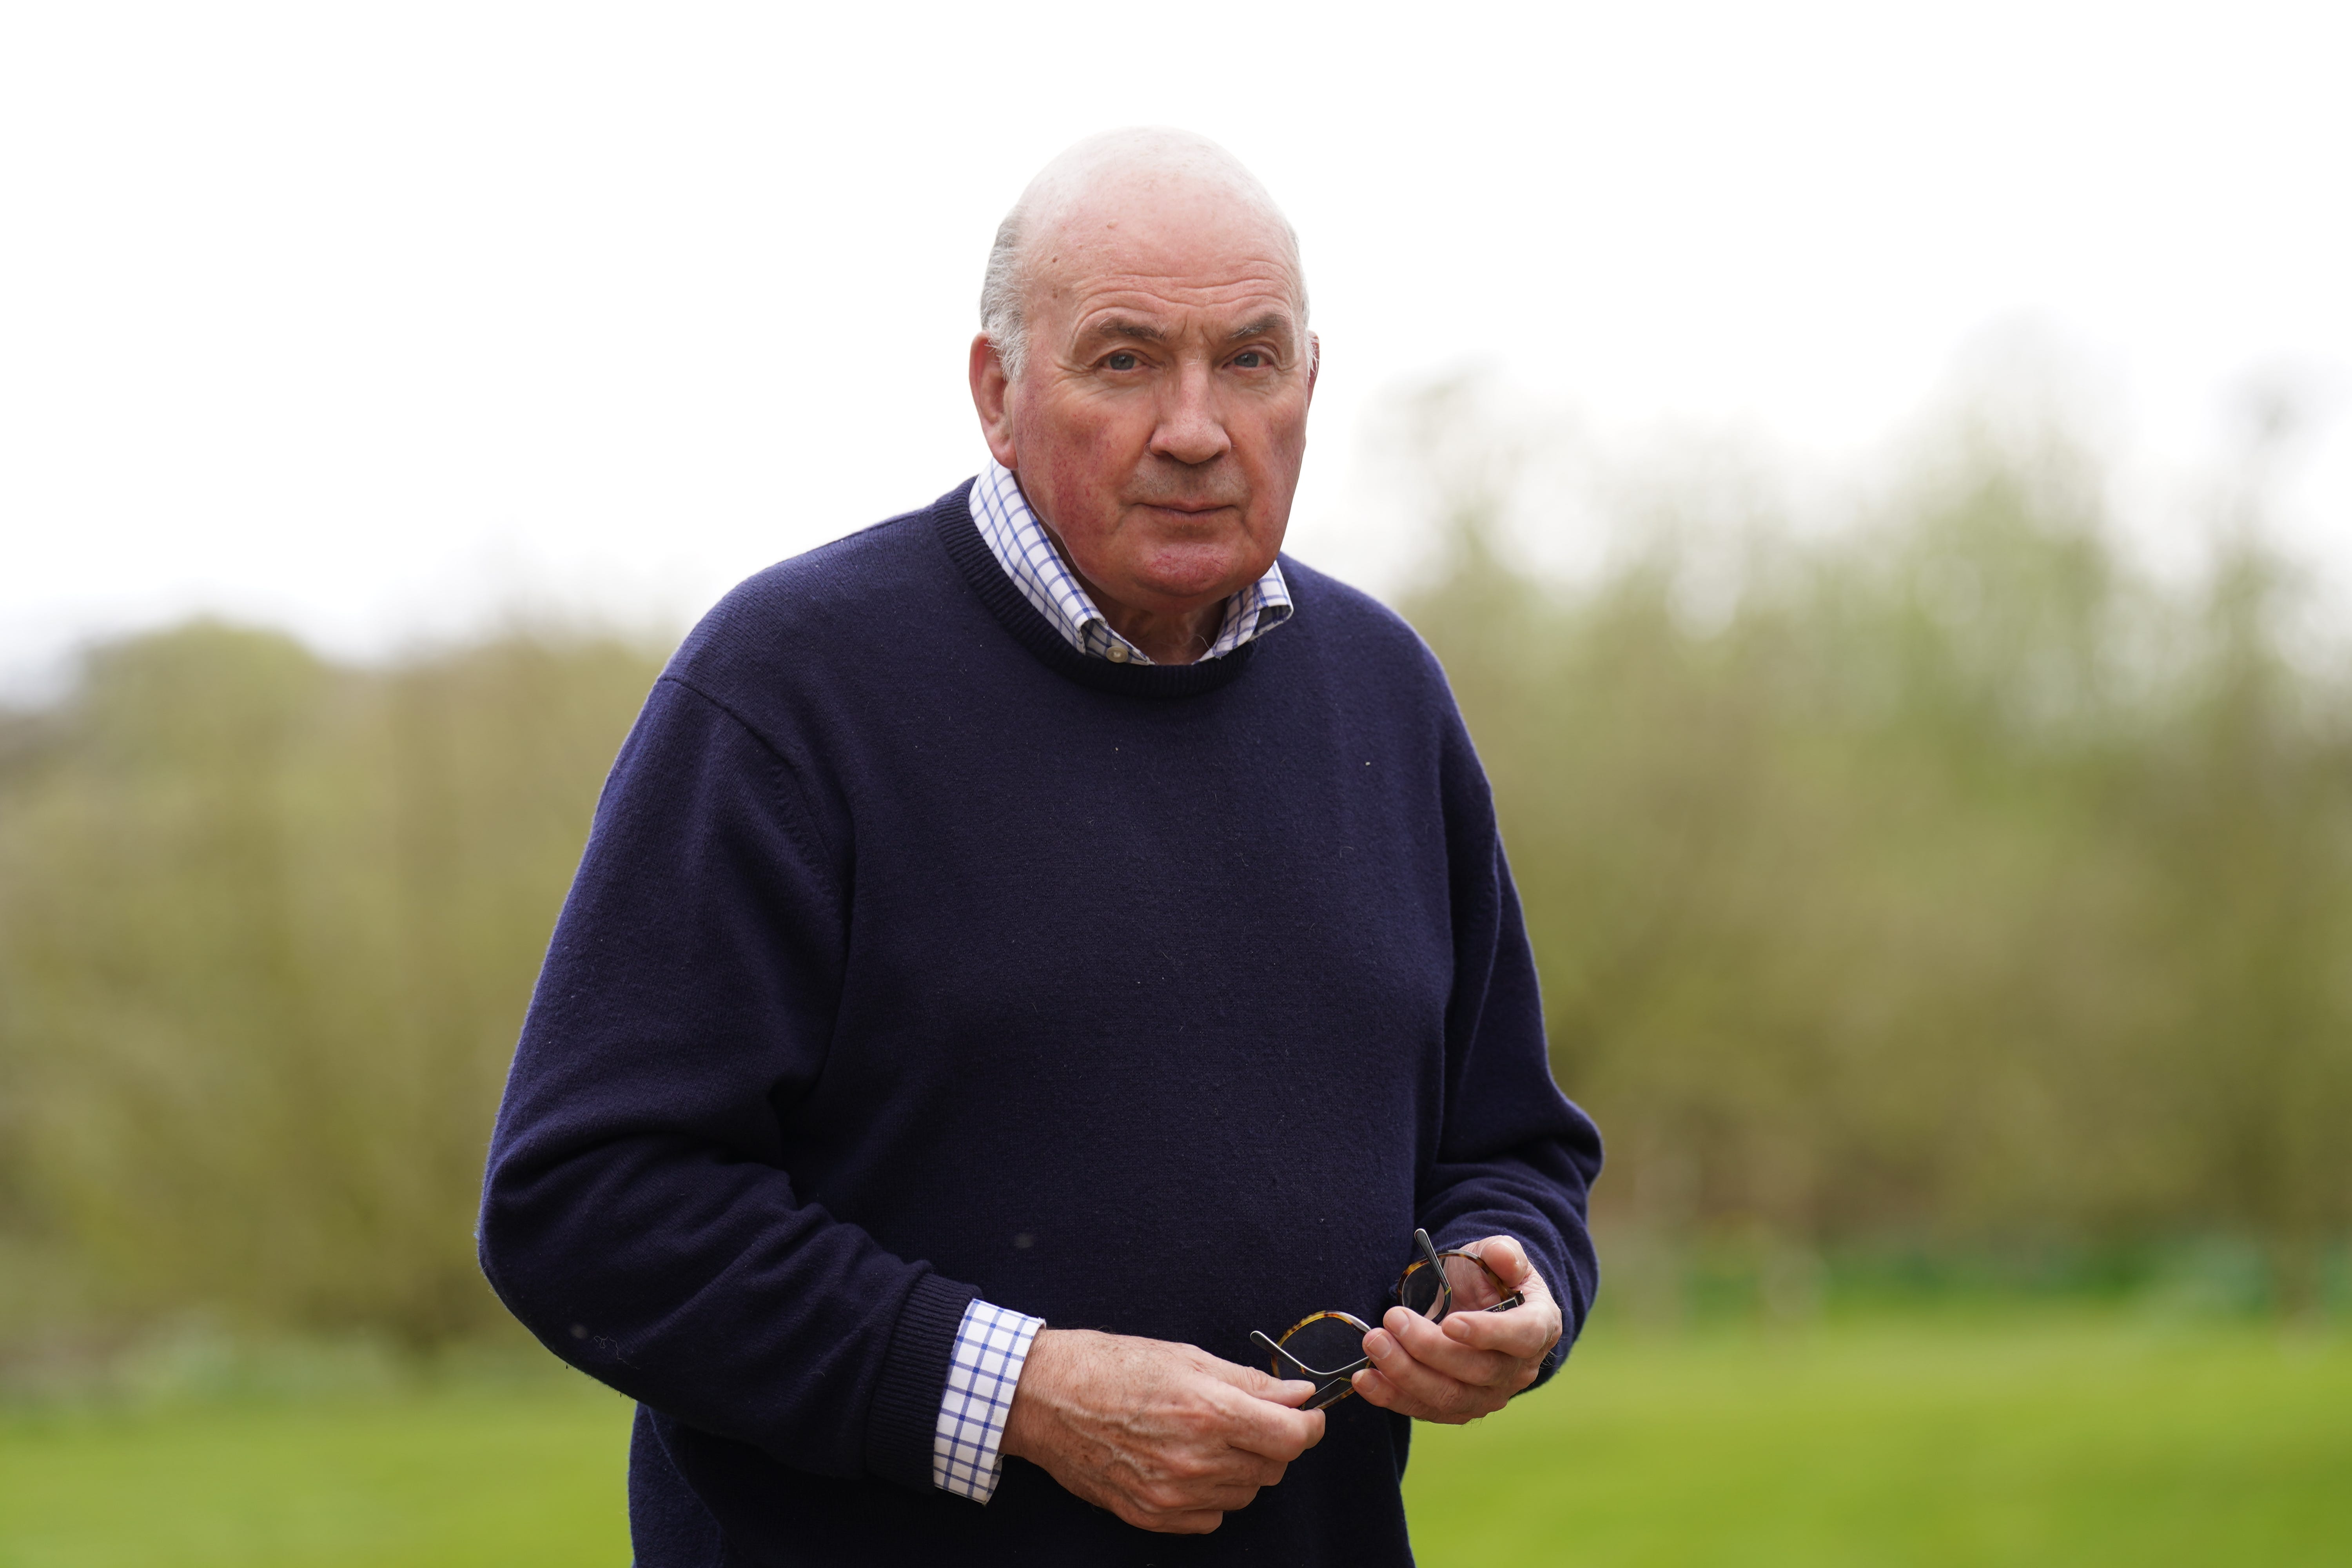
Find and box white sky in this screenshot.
[4,0,2347,689]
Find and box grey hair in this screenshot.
[979,209,1031,382]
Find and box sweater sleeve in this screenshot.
[477,675,976,1491]
[1416,711,1604,1385]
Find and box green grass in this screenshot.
[0,1377,632,1568]
[1404,1313,2352,1566]
[2,1315,2345,1566]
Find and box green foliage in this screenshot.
[1,399,2347,1345]
[1402,413,2352,1308]
[0,623,664,1345]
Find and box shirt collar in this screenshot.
[967,459,1292,666]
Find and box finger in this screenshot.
[1193,1363,1325,1447]
[1220,1393,1325,1461]
[1122,1504,1225,1535]
[1112,1451,1278,1526]
[1136,1463,1279,1523]
[1379,1305,1516,1387]
[1465,1234,1537,1292]
[1269,1381,1319,1410]
[1232,1452,1291,1490]
[1471,1240,1559,1311]
[1192,1354,1327,1451]
[1187,1373,1325,1460]
[1446,1239,1562,1354]
[1196,1354,1321,1408]
[1436,1297,1559,1359]
[1206,1473,1281,1509]
[1348,1364,1409,1414]
[1159,1480,1267,1516]
[1361,1317,1495,1417]
[1191,1447,1289,1494]
[1444,1250,1504,1311]
[1348,1363,1466,1424]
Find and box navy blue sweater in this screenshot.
[479,481,1602,1566]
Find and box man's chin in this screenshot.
[1126,554,1269,610]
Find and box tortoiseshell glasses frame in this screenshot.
[1249,1229,1528,1411]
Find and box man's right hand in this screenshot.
[998,1327,1325,1534]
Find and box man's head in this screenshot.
[969,129,1317,651]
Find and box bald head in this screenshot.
[980,129,1308,382]
[964,127,1318,664]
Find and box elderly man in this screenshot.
[480,128,1601,1565]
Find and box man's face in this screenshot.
[971,188,1316,624]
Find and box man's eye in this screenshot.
[1233,350,1267,369]
[1105,351,1140,371]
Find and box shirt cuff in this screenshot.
[931,1298,1044,1503]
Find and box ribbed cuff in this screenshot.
[862,1272,980,1492]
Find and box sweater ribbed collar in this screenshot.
[932,479,1263,699]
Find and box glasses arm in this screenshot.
[1250,1328,1369,1410]
[1250,1329,1370,1382]
[1410,1227,1453,1321]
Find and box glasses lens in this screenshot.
[1276,1313,1369,1378]
[1397,1259,1448,1318]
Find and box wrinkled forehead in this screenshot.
[1027,184,1306,334]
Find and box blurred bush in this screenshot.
[0,626,664,1346]
[1400,389,2352,1315]
[1,394,2347,1348]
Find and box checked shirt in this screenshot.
[928,463,1295,1503]
[965,459,1292,666]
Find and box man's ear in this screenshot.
[1305,332,1321,405]
[969,334,1020,469]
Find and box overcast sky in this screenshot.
[4,0,2347,687]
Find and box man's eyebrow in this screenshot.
[1078,317,1167,345]
[1227,316,1297,342]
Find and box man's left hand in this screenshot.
[1348,1235,1562,1422]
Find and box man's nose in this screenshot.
[1149,362,1232,467]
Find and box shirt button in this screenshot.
[1105,643,1131,664]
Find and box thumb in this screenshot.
[1200,1354,1319,1407]
[1470,1234,1536,1290]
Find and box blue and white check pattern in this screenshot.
[932,1298,1045,1503]
[969,459,1293,664]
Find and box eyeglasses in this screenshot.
[1250,1229,1528,1411]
